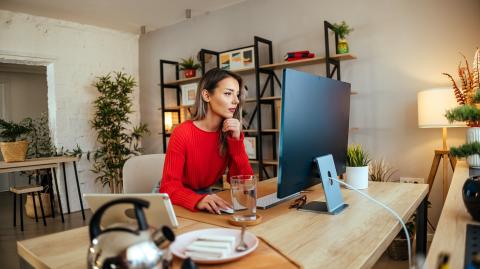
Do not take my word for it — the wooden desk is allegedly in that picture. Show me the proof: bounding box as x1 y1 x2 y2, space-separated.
425 161 478 268
17 218 216 269
18 180 428 269
0 156 85 221
176 179 428 269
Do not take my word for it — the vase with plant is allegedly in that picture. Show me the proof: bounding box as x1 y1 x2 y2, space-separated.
333 21 354 54
91 72 149 193
179 57 201 78
346 144 370 189
445 48 480 168
0 119 32 162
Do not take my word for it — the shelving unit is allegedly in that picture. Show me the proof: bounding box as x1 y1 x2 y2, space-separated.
158 20 357 179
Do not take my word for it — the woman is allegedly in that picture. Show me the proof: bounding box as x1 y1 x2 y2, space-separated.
160 68 253 214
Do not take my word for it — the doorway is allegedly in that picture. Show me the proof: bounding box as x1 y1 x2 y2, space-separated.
0 63 49 191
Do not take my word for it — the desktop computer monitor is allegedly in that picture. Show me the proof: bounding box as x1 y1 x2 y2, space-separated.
277 68 351 199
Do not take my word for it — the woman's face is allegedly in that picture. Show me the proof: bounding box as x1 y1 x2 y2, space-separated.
206 77 240 119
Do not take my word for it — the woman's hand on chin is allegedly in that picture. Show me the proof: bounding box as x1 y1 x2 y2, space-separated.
222 118 241 140
196 194 232 214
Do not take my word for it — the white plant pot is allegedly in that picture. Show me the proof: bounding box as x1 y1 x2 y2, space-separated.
346 166 369 189
467 155 480 168
467 127 480 143
466 128 480 168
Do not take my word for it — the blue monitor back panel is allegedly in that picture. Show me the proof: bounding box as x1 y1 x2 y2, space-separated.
277 68 351 198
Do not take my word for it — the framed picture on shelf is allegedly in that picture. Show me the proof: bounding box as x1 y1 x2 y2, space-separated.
181 82 198 106
243 136 256 160
219 47 255 71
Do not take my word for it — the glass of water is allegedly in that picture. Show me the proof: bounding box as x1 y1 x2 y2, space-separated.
230 175 257 221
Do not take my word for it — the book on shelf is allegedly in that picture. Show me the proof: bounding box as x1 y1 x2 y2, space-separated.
283 50 315 61
285 53 315 61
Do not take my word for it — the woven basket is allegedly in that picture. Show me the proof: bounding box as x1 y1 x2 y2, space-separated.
387 236 413 260
25 192 52 218
0 141 29 162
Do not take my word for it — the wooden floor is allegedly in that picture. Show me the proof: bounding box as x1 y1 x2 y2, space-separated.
0 191 92 269
0 190 412 269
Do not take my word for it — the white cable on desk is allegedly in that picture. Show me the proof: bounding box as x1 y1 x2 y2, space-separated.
329 177 413 269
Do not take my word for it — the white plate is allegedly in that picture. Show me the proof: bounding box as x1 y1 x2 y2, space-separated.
170 228 259 264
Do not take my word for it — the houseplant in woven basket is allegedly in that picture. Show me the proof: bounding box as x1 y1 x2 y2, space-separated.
445 48 480 168
179 57 201 78
387 214 415 260
0 118 32 162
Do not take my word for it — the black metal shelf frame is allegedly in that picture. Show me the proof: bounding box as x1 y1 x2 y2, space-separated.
159 60 181 151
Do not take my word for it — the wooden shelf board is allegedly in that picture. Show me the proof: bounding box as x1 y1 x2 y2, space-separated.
249 160 278 165
164 76 201 86
245 96 282 103
244 129 279 133
260 54 356 70
158 105 193 110
160 54 356 86
245 92 356 103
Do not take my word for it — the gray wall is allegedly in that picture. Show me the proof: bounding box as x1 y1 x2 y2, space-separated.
139 0 480 225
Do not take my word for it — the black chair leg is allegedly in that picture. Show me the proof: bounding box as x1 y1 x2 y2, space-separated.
32 193 39 222
19 194 24 231
37 191 47 226
13 192 16 227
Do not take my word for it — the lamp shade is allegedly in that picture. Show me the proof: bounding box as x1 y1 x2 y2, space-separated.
417 88 466 128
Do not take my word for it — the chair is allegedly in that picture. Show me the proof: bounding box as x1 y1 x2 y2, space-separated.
123 154 166 193
10 185 47 231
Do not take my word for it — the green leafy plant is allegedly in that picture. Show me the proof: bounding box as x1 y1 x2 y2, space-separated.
333 21 354 39
22 113 55 158
450 142 480 157
445 105 480 127
179 57 201 70
369 158 397 182
346 144 370 167
0 118 32 142
91 72 149 193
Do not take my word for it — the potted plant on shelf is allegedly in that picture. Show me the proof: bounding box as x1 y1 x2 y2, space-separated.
0 119 32 162
345 144 370 189
333 21 354 54
445 48 480 168
179 57 201 78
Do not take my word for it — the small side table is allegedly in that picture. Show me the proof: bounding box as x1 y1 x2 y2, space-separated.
0 156 85 221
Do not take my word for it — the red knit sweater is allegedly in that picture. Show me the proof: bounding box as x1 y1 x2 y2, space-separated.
160 120 253 211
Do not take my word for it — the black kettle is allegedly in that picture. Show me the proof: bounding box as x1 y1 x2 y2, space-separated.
463 176 480 221
87 198 175 269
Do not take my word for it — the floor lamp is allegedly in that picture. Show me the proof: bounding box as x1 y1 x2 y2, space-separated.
418 88 466 201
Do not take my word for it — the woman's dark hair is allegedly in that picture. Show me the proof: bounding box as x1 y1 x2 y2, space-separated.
191 68 245 155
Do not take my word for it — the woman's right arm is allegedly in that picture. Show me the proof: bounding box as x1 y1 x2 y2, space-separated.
159 129 206 212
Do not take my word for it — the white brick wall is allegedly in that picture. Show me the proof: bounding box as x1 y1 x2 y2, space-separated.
0 10 140 211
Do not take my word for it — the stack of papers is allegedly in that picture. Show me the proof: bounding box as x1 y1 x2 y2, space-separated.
185 235 236 259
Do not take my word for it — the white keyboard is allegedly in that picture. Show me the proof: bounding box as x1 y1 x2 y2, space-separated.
256 192 300 209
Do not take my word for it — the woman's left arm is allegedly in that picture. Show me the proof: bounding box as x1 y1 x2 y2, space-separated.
223 118 253 178
226 132 254 177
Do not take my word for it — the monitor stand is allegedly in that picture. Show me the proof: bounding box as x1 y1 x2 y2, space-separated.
296 155 349 215
298 201 348 215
